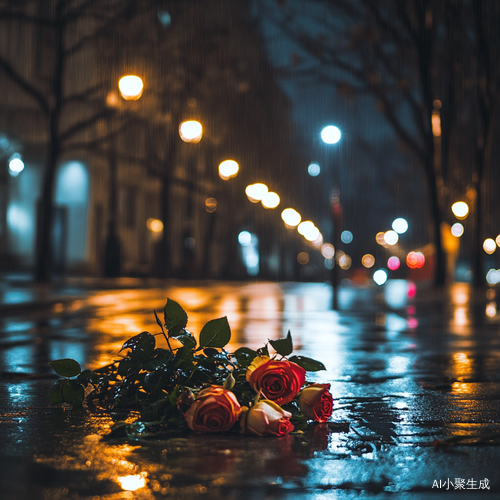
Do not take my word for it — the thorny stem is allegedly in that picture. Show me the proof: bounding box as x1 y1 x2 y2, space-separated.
154 310 174 354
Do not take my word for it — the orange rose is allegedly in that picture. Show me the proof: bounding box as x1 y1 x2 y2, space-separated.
184 386 241 433
246 356 306 405
297 383 333 422
240 399 294 437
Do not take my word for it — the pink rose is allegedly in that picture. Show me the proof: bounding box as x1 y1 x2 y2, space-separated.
240 399 294 436
297 383 333 422
184 386 241 433
246 356 306 405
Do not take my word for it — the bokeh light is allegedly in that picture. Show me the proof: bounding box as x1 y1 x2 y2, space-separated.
8 154 24 176
245 183 268 202
218 160 239 180
321 243 335 259
339 254 352 270
486 269 500 285
281 208 301 227
341 230 353 244
392 217 408 234
118 75 143 100
321 125 341 144
205 197 217 213
308 163 320 176
373 269 388 286
387 256 400 271
303 225 320 242
146 218 163 233
297 220 315 236
451 201 469 219
376 232 387 246
361 254 375 268
406 251 425 269
496 235 500 247
451 222 464 237
486 302 497 318
261 191 280 209
297 252 309 265
179 120 203 143
238 231 252 246
116 473 147 491
483 238 496 254
384 230 399 246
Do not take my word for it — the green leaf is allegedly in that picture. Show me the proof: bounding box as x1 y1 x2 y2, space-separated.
62 379 85 407
121 332 156 362
288 355 326 371
223 373 235 390
233 347 258 368
50 380 64 404
48 359 82 378
144 348 173 371
177 333 197 350
269 330 293 357
199 316 231 348
257 344 269 357
164 299 188 336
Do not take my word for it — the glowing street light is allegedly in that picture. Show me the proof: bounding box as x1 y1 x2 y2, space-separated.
218 160 239 180
179 120 203 143
281 208 301 227
245 183 268 202
118 75 144 100
321 125 341 144
451 201 469 219
261 191 280 209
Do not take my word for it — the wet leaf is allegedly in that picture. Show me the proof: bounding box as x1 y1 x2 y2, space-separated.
269 330 293 357
199 316 231 348
48 358 82 378
121 332 156 362
144 348 173 371
62 379 85 407
176 332 197 350
164 298 188 336
223 373 235 390
288 355 325 371
50 380 65 404
233 347 258 368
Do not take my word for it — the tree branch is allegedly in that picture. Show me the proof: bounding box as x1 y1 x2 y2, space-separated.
0 54 50 115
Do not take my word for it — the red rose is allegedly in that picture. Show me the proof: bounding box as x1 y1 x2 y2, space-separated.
240 399 294 437
246 356 306 405
297 383 333 422
184 386 241 433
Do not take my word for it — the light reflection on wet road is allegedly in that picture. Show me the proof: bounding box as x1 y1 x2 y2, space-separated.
1 280 500 499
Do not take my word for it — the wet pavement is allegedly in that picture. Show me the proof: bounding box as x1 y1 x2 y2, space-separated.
1 279 500 499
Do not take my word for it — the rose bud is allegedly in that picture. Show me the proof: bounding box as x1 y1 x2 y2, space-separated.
240 399 294 437
297 383 333 422
184 386 241 433
246 356 306 405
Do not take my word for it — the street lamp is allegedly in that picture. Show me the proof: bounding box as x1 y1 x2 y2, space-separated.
321 124 342 309
104 76 143 278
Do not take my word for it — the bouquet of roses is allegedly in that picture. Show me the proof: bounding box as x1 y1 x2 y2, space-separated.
48 299 333 438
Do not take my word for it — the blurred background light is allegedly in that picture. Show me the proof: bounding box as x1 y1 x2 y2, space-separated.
205 197 217 213
483 238 496 254
362 254 375 268
486 269 500 285
218 159 239 180
406 251 425 269
496 235 500 247
179 120 203 143
486 302 497 318
321 125 341 144
321 243 335 259
376 232 387 246
297 252 309 265
238 231 252 246
384 230 399 246
341 230 353 243
373 269 388 285
324 258 334 270
303 225 320 241
451 222 464 237
392 217 408 234
297 220 314 236
387 256 400 271
307 163 320 176
451 201 469 219
312 232 324 248
281 208 301 227
245 183 268 202
261 191 280 209
8 153 24 176
146 218 163 233
338 254 351 270
118 75 143 100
